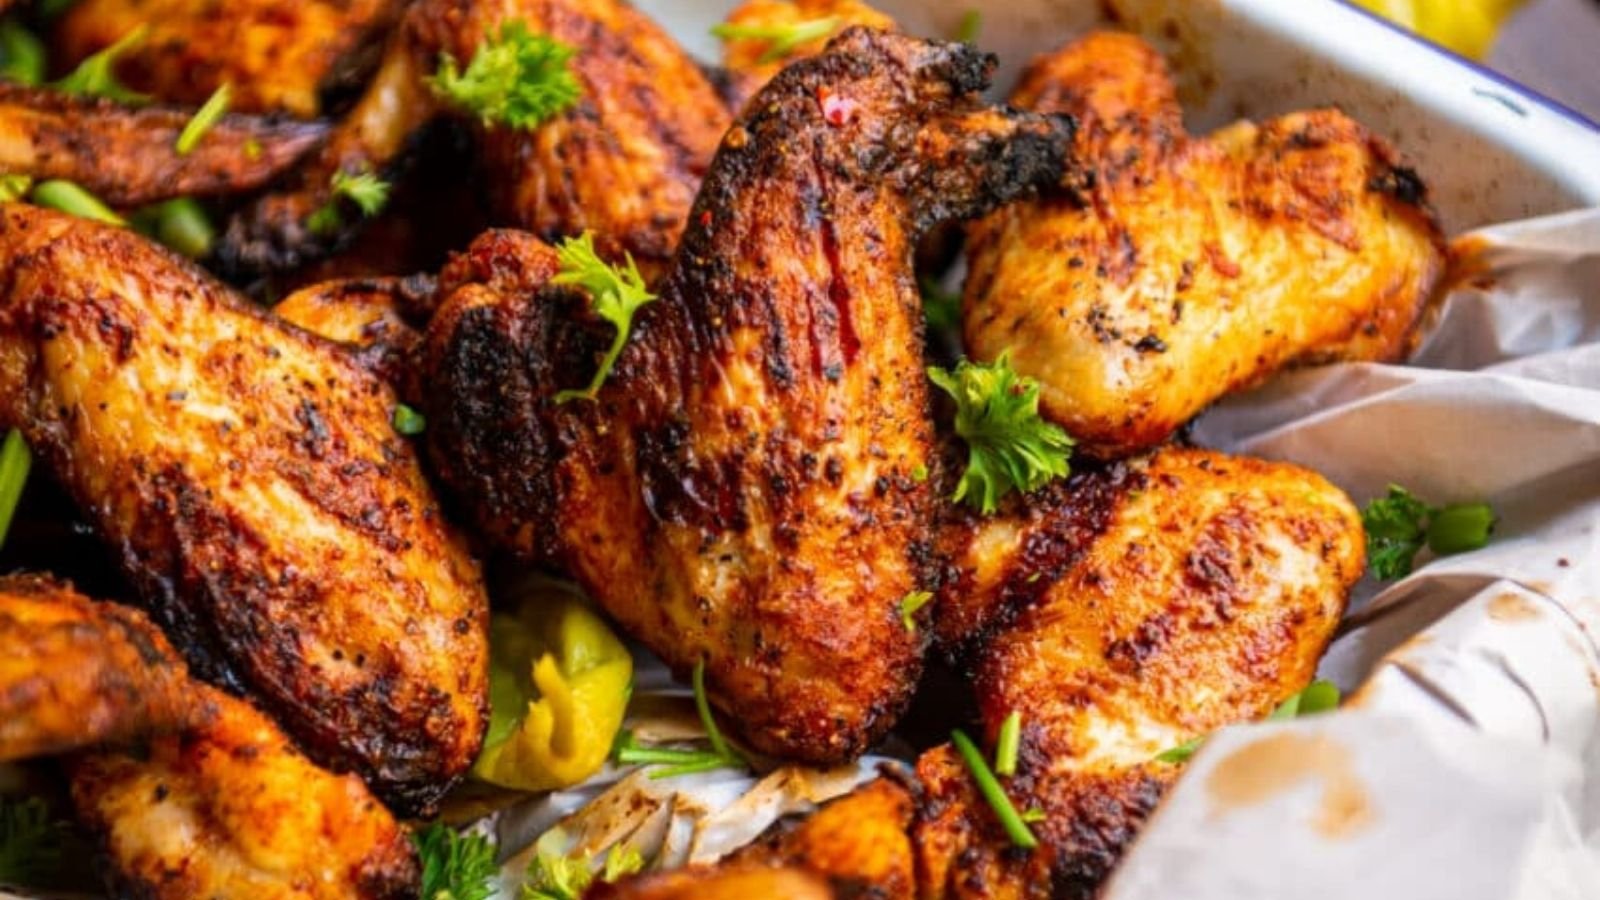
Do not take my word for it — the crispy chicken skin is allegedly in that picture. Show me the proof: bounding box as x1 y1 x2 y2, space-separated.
0 575 209 762
219 0 730 280
273 275 433 385
596 777 918 900
70 682 418 899
419 30 1075 763
716 0 897 110
55 0 407 117
0 85 327 207
916 447 1363 898
964 32 1446 458
0 205 488 811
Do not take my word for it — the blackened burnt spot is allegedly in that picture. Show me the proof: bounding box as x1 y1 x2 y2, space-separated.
1369 165 1428 207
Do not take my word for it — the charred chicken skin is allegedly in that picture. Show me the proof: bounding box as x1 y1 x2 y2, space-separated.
54 0 408 117
219 0 731 280
0 574 208 762
0 84 328 207
419 29 1076 763
0 204 488 811
0 576 417 899
964 32 1446 458
915 447 1363 898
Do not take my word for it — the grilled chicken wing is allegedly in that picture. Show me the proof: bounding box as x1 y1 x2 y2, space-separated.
0 85 327 206
964 32 1446 458
0 204 488 811
0 574 208 762
55 0 407 117
273 275 432 384
419 31 1075 763
715 0 897 110
0 576 416 898
916 447 1363 898
219 0 730 280
595 777 917 900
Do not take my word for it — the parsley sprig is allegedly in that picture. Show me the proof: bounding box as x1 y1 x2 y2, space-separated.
614 659 745 778
928 353 1074 514
523 844 643 900
54 25 148 103
1362 485 1496 580
710 16 842 65
0 796 68 888
307 168 390 236
431 22 581 131
1154 679 1342 765
414 822 498 900
552 232 657 404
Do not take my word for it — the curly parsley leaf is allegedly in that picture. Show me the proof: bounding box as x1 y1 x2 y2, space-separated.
307 168 390 236
432 22 580 130
0 796 68 887
928 353 1074 514
414 822 497 900
53 25 149 103
1361 485 1495 580
710 16 842 65
552 232 657 404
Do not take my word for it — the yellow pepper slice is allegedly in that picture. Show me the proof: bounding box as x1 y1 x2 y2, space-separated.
1354 0 1529 60
472 579 633 792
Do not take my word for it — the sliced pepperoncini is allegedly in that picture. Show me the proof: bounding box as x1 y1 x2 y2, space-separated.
473 578 633 792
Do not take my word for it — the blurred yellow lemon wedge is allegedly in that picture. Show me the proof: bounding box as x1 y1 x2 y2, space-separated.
1354 0 1529 59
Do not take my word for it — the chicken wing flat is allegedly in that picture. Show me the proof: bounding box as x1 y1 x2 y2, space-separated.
964 32 1446 458
916 447 1363 898
0 574 208 762
219 0 730 280
418 30 1075 763
54 0 407 117
0 205 488 811
273 275 433 385
71 681 417 899
0 85 327 207
715 0 897 111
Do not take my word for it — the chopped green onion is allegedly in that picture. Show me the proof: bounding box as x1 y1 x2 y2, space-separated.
1156 679 1341 764
693 659 742 766
911 463 929 483
951 729 1037 849
0 429 30 552
175 83 231 155
132 198 214 258
393 403 427 436
711 16 843 65
0 20 46 85
898 590 933 632
1427 502 1495 555
0 174 33 203
953 10 983 44
53 25 149 104
994 711 1021 777
1152 736 1203 765
30 180 124 225
1020 807 1046 824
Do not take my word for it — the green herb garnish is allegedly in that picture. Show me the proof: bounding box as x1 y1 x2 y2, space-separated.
53 25 148 103
953 10 983 44
951 729 1037 849
0 796 67 888
552 232 656 404
414 822 498 900
614 659 744 779
0 174 32 203
1362 485 1495 580
393 403 427 436
307 168 390 236
710 16 842 65
994 710 1021 777
928 353 1074 514
919 275 961 335
131 198 214 258
175 83 231 155
523 844 643 900
1154 679 1342 765
30 179 123 225
898 590 933 633
431 22 580 131
0 20 46 85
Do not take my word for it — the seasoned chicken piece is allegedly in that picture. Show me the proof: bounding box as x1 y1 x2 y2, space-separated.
916 447 1363 898
0 576 416 898
0 205 487 812
596 777 916 900
55 0 407 117
71 682 418 899
964 32 1446 458
715 0 897 110
419 31 1075 762
274 275 433 385
0 574 208 762
0 85 326 206
219 0 730 280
